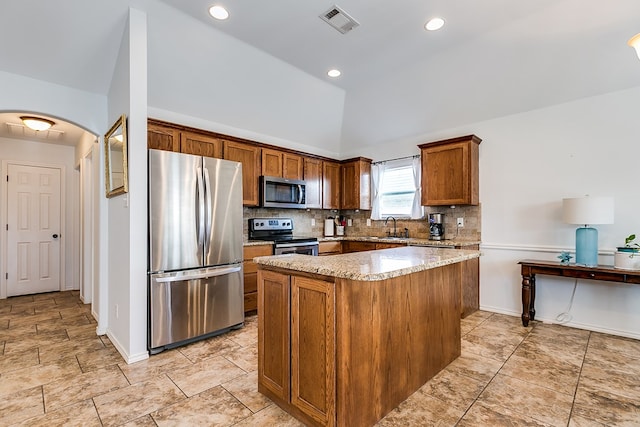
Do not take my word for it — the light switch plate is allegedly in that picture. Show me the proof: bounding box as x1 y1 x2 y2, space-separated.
311 218 316 226
366 219 372 226
347 219 353 226
457 217 464 227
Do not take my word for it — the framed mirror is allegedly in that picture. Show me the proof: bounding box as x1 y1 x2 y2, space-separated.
104 114 128 198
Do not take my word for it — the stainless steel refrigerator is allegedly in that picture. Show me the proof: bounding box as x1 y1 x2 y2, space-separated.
148 149 244 353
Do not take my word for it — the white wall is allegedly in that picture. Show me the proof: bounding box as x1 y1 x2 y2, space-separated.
105 7 148 363
340 85 640 339
0 137 79 294
145 1 345 159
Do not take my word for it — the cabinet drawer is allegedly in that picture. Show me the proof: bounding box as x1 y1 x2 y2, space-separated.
244 244 273 260
244 292 257 312
245 272 258 293
319 241 341 255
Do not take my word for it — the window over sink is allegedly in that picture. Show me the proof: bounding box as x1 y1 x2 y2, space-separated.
371 156 423 220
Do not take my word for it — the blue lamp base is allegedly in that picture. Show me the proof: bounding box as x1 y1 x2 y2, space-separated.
575 226 598 267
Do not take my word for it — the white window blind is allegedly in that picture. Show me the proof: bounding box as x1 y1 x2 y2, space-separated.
371 156 423 219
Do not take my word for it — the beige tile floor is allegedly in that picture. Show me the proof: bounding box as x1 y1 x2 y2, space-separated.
1 291 639 426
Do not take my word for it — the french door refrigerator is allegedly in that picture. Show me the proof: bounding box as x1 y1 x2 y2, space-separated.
148 149 244 353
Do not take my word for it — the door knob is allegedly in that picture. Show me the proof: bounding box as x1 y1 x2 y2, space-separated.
52 234 59 239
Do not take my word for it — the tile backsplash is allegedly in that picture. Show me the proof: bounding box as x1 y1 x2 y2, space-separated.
244 205 481 241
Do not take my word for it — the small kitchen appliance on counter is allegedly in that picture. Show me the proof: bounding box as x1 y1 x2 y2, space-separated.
428 213 445 240
249 218 319 255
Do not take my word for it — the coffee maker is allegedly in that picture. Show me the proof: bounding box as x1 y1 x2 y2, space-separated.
428 213 444 240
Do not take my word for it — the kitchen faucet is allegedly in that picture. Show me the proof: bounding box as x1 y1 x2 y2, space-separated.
384 216 397 237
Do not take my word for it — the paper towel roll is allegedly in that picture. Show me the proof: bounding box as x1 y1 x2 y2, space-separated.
324 219 334 236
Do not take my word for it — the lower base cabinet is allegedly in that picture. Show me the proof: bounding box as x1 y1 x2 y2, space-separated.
258 270 335 426
243 244 272 313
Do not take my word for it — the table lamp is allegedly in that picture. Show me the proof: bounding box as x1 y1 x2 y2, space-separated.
562 196 614 267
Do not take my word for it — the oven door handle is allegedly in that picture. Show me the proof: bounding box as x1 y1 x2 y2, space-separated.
276 241 319 249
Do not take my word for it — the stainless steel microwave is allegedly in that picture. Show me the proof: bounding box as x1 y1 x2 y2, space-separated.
260 176 306 208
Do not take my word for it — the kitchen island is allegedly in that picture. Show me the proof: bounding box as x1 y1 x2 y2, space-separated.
255 246 481 427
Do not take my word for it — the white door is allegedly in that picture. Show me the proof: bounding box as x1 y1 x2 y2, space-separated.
7 164 61 296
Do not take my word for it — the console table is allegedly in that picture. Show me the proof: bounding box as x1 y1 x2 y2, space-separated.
519 259 640 327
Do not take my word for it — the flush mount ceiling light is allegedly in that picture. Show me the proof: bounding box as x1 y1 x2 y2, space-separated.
425 17 445 31
209 5 229 20
628 33 640 60
20 116 55 131
327 69 341 78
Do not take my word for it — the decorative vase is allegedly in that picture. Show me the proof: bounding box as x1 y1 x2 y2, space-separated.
614 249 640 270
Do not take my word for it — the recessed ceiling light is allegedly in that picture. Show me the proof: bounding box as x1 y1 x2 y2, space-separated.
20 116 55 131
425 17 445 31
209 5 229 20
327 69 341 78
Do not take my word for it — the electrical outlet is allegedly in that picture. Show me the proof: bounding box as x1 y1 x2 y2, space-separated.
366 219 372 226
347 218 353 226
457 217 464 227
115 304 119 319
311 218 316 226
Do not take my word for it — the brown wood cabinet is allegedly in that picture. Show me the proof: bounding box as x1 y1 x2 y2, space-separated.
224 141 261 206
340 157 372 210
304 157 323 209
459 244 480 318
147 120 223 158
258 270 336 426
261 148 283 177
262 148 304 180
147 121 180 152
318 241 341 256
180 131 223 158
375 242 405 250
341 241 376 253
283 153 303 180
243 244 272 313
418 135 481 206
258 262 461 426
322 161 341 210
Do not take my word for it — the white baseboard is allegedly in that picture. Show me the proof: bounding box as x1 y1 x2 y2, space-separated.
106 328 149 364
478 305 640 340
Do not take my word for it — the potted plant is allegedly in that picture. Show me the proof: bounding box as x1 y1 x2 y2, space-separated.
614 234 640 270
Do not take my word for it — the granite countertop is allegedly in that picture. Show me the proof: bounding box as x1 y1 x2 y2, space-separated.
318 236 481 247
254 246 481 281
244 236 480 247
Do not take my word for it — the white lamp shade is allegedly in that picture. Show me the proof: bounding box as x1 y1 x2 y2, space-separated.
562 196 614 225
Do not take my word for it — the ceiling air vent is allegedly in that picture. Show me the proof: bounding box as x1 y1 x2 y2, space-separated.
319 5 360 34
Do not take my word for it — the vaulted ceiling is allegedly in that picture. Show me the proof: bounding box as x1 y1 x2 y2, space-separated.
1 0 639 147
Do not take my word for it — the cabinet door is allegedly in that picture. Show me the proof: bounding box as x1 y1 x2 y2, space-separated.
262 148 284 177
180 131 223 158
147 122 180 152
224 141 261 206
342 241 376 253
291 276 336 426
420 135 480 206
258 270 290 402
243 244 273 313
375 243 405 249
318 241 341 256
283 153 303 180
341 159 371 210
303 157 322 209
322 161 341 210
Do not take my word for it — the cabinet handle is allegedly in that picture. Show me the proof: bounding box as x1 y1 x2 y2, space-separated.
589 273 595 278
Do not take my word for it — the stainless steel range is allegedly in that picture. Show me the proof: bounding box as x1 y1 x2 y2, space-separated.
249 218 319 256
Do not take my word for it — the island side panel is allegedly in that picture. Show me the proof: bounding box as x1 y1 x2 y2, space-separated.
335 263 461 427
257 270 291 402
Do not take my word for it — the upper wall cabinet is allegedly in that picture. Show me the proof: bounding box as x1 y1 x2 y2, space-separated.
303 157 322 209
147 119 223 158
224 141 261 206
262 148 303 180
148 121 180 152
341 157 372 210
418 135 481 206
322 161 341 210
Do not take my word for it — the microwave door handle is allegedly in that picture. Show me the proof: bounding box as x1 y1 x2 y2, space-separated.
297 184 303 204
203 166 213 247
196 167 205 249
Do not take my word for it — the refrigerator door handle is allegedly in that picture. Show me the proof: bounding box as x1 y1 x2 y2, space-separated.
196 167 205 249
203 166 213 247
154 266 242 283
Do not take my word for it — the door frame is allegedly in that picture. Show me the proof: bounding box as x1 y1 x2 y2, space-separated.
1 160 66 299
